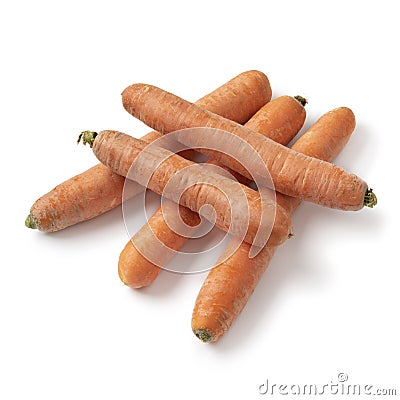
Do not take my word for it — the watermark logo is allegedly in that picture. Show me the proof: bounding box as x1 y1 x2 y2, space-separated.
258 372 398 396
121 127 276 274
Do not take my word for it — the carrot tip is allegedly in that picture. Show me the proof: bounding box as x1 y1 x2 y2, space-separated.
77 131 98 148
193 329 212 343
25 214 37 229
364 188 377 208
294 95 308 107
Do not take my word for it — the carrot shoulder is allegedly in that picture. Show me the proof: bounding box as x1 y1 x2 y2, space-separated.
26 70 271 232
122 84 377 210
192 107 359 343
118 95 306 288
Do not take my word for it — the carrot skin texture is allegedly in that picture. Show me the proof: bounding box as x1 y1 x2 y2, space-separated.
28 164 124 232
93 131 292 247
119 96 306 288
27 70 271 232
119 201 201 287
122 84 369 211
192 107 357 342
194 70 272 124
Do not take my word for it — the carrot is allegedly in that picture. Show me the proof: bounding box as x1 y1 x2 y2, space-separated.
118 95 307 288
122 84 377 210
82 130 292 247
25 70 271 232
191 107 358 343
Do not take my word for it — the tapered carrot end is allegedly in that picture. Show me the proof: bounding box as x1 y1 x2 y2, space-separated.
121 84 149 115
364 188 377 208
77 131 98 148
193 329 212 343
25 214 37 229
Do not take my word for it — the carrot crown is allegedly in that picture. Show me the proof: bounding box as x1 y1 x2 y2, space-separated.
364 188 377 208
77 131 98 148
193 329 212 343
294 95 308 106
25 214 37 229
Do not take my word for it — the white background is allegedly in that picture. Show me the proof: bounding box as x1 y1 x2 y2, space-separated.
1 1 399 399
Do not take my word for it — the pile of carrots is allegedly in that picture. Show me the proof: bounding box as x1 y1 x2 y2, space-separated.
26 70 377 343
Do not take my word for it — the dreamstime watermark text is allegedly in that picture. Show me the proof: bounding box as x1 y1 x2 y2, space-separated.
258 373 398 396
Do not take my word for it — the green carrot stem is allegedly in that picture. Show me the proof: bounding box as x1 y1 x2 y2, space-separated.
77 131 98 148
25 214 37 229
193 329 212 343
294 95 308 107
364 188 377 208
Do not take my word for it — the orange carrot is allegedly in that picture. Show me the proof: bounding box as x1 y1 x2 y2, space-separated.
122 84 377 210
118 95 306 288
25 70 271 232
83 130 292 247
191 107 358 343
